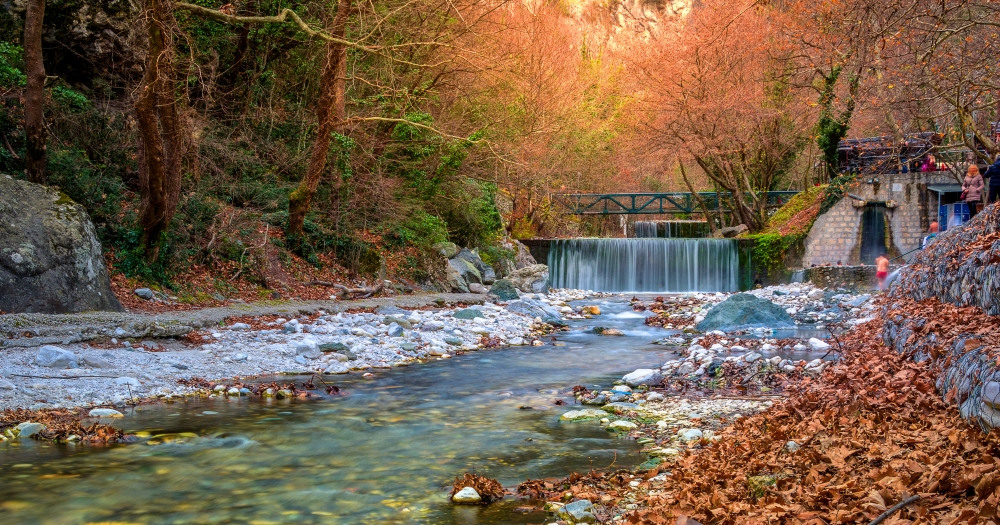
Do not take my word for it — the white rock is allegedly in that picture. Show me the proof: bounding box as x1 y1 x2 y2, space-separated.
793 344 808 352
509 337 525 346
608 420 638 430
35 345 78 368
622 369 663 387
678 428 703 441
114 377 140 387
230 323 251 331
743 352 762 363
452 487 481 504
646 392 664 402
808 338 831 352
88 408 124 418
293 339 320 359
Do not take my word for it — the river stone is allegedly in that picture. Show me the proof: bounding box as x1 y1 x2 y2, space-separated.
134 287 154 300
387 323 405 337
696 293 795 332
432 241 459 258
557 500 596 524
319 342 351 353
468 282 486 294
16 422 46 438
324 363 349 374
82 355 114 369
455 248 495 284
35 345 78 368
375 305 412 316
422 320 445 331
115 376 140 386
293 339 320 359
0 177 123 313
560 409 607 421
505 300 562 324
449 257 482 285
88 408 124 418
508 264 548 293
452 486 481 504
444 337 463 346
808 337 831 352
607 420 638 431
488 278 520 301
623 369 662 387
678 428 703 441
453 308 484 320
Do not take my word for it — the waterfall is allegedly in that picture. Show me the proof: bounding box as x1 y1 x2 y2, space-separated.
548 238 739 292
634 221 659 238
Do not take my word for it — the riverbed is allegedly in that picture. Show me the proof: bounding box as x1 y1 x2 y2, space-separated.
0 297 678 525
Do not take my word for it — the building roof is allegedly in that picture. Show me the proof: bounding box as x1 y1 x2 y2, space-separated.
927 184 963 194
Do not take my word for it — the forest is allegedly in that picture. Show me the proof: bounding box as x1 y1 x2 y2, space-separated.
2 0 999 296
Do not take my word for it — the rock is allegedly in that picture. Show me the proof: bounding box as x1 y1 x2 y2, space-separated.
88 408 124 418
505 300 562 325
603 402 639 411
582 394 607 405
508 264 549 293
449 257 482 285
293 339 320 359
488 278 520 301
324 363 349 374
696 294 795 332
808 338 831 352
319 342 352 354
557 499 596 524
675 361 696 375
595 327 624 336
714 224 748 238
0 379 15 390
432 241 459 258
451 486 481 504
35 345 79 368
608 420 638 431
622 369 663 387
453 308 485 320
646 392 664 401
785 440 801 453
422 320 445 331
444 337 463 346
0 178 124 313
468 282 486 294
743 351 762 363
232 353 248 362
327 352 349 362
387 323 405 337
793 343 808 351
581 305 601 315
114 377 140 386
611 385 632 393
230 322 251 331
560 409 608 421
678 428 703 441
16 422 46 438
455 248 495 284
513 240 537 269
509 337 525 346
807 289 825 301
134 288 154 300
847 295 871 308
375 306 412 316
444 263 469 293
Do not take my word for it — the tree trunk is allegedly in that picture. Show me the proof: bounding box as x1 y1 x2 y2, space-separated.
135 0 184 260
287 0 352 240
23 0 46 184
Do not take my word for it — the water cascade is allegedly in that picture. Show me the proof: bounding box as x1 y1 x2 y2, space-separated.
632 221 710 238
548 238 739 292
859 203 888 265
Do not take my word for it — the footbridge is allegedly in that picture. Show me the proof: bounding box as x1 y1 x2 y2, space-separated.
551 191 800 215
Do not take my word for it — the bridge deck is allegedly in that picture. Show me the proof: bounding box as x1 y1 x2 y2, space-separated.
551 191 800 215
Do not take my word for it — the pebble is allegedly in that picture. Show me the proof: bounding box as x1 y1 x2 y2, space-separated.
452 486 481 504
88 408 124 418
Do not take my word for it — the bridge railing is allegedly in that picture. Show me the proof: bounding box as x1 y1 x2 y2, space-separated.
550 191 800 215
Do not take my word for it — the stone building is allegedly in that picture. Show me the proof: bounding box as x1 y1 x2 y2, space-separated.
803 171 959 266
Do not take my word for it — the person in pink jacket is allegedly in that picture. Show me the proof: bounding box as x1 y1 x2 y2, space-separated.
963 165 985 217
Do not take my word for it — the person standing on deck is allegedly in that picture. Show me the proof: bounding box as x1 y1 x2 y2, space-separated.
875 253 890 291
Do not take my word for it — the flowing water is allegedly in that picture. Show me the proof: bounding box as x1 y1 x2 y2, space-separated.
0 298 681 525
548 238 739 293
633 221 709 239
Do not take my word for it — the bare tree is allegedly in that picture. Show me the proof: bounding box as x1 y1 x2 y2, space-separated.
23 0 46 184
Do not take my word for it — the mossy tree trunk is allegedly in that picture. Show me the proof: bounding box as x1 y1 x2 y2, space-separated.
286 0 352 242
134 0 185 261
24 0 46 184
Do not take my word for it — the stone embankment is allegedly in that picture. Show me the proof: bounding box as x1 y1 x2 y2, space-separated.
886 204 1000 429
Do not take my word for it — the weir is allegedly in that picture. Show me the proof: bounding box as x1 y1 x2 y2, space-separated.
548 238 740 292
633 220 710 238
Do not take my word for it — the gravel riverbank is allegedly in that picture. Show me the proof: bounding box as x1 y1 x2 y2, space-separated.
0 290 606 412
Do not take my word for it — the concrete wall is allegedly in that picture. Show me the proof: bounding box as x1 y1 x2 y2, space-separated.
803 172 955 266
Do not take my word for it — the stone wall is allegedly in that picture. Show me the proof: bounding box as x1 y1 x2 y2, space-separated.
803 266 880 292
803 172 955 266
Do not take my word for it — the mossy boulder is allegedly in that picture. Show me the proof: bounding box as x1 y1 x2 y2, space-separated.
0 176 122 313
696 293 793 332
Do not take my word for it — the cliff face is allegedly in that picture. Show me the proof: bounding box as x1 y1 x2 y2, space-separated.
558 0 692 39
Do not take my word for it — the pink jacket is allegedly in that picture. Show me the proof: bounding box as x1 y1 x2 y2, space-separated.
963 173 984 202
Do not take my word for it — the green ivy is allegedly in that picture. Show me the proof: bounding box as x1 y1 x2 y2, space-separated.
744 233 805 280
820 172 857 214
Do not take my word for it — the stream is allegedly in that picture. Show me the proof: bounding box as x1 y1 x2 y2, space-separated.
0 297 686 525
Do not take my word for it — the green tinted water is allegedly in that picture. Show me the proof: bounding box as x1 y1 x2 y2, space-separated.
1 299 672 524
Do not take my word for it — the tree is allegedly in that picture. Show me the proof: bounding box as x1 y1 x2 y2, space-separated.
287 0 352 241
23 0 46 184
134 0 185 260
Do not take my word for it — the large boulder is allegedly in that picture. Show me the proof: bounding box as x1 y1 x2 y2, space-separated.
432 241 459 258
513 240 537 269
506 299 563 325
696 293 794 332
444 262 469 292
455 248 495 284
489 278 520 301
508 264 549 293
0 176 123 313
448 257 482 285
